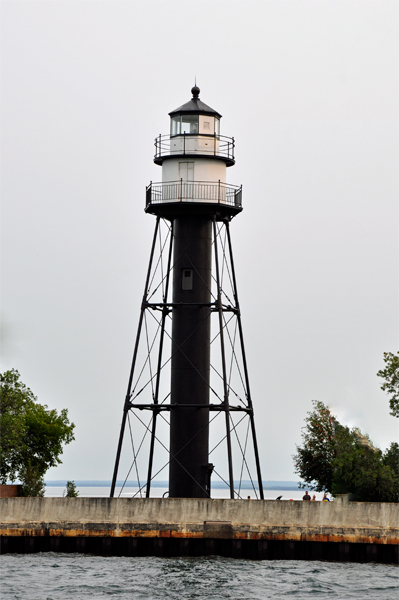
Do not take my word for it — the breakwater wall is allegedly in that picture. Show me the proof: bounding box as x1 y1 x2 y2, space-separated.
1 497 397 563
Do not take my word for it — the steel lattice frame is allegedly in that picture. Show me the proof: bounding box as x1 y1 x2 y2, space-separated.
110 216 263 500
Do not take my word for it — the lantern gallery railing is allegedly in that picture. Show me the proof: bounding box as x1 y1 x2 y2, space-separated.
145 180 242 209
154 133 235 163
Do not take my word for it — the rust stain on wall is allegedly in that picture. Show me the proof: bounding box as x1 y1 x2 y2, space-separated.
1 526 397 545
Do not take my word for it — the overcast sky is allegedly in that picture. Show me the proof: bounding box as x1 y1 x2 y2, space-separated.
1 0 397 485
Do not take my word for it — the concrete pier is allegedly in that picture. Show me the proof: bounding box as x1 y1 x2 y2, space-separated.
1 497 397 563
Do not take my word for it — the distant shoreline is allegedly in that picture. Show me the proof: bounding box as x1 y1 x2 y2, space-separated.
43 480 304 491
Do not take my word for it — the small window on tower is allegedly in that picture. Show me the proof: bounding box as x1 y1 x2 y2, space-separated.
182 269 193 290
203 121 210 131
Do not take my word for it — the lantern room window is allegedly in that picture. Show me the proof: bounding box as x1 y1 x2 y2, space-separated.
171 116 180 136
171 114 220 137
181 115 198 134
171 115 199 136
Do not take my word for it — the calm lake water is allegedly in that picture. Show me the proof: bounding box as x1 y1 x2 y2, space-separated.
1 554 397 599
44 486 327 501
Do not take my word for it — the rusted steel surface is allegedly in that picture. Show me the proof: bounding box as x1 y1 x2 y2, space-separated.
0 485 21 498
1 524 397 545
1 497 398 549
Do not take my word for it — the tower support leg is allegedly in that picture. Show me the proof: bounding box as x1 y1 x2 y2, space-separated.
213 217 235 499
145 221 174 497
110 217 161 498
225 222 264 499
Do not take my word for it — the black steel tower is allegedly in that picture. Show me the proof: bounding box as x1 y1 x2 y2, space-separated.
111 87 263 499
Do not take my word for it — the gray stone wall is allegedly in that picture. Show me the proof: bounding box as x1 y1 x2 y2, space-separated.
1 496 398 545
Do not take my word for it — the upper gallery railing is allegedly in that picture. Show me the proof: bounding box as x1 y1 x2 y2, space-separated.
145 180 242 209
154 134 235 163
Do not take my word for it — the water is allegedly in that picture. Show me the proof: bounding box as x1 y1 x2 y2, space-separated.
7 488 393 597
45 487 327 501
1 554 397 599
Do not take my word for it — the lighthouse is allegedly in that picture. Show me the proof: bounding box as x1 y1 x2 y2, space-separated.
111 86 263 500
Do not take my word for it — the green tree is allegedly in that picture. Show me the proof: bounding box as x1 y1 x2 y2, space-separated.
377 351 399 417
383 441 399 474
293 400 336 492
332 426 398 502
0 369 75 495
0 369 33 483
294 401 398 502
19 462 46 497
381 442 399 502
64 480 79 497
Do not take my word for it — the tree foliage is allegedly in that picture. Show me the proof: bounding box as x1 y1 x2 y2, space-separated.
377 351 399 418
0 369 34 484
293 401 398 502
64 480 79 497
19 462 46 497
0 369 75 494
383 441 399 474
293 401 336 493
332 426 398 502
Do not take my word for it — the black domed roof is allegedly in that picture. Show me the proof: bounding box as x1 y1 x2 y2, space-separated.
169 87 222 118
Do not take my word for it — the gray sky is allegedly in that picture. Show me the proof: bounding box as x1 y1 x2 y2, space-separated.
1 0 398 483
